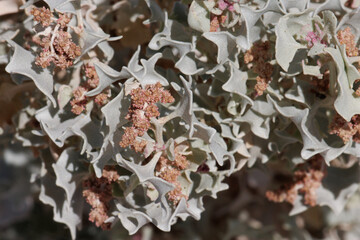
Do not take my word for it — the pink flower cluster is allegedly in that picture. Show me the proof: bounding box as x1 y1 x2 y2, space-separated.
210 0 239 32
218 0 236 11
305 24 326 48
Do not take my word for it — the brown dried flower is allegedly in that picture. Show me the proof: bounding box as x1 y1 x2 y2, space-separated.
310 70 330 96
244 41 272 64
329 113 360 143
83 166 120 230
266 155 325 207
354 79 360 97
244 41 273 96
31 7 53 27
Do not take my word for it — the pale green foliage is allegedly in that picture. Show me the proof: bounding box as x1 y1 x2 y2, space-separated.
1 0 360 240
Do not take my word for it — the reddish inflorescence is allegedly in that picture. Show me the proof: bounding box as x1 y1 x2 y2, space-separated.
119 82 174 151
329 113 360 143
31 7 81 69
70 64 110 115
155 148 190 206
218 0 236 11
266 155 325 207
82 166 120 230
244 41 273 96
306 31 322 48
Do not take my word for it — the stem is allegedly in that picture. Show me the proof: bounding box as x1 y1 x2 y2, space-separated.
157 112 177 125
76 9 84 30
327 61 337 97
50 24 60 54
150 118 164 146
